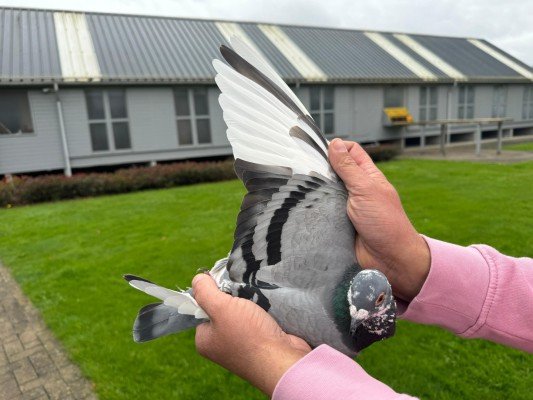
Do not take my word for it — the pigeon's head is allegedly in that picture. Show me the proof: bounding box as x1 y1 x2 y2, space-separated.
347 269 396 352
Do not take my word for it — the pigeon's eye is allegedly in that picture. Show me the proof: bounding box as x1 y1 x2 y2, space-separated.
375 293 385 306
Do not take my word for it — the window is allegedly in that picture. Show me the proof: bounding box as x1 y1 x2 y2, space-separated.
383 87 404 108
0 90 34 134
174 87 212 145
309 86 334 134
492 85 507 118
419 86 438 121
85 89 131 152
458 86 475 119
523 86 533 120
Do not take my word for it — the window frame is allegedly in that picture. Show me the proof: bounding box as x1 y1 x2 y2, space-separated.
85 88 131 152
383 86 405 108
419 86 438 121
174 87 212 146
457 85 475 120
523 85 533 120
492 85 508 118
309 86 335 135
0 90 35 136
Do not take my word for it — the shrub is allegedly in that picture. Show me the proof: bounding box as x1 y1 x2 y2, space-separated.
0 160 236 207
363 144 400 162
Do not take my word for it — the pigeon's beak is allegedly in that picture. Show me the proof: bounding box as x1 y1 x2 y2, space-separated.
349 305 368 335
352 325 376 353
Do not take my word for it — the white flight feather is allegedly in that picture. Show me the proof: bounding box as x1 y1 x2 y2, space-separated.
224 110 327 174
229 35 309 116
220 95 292 137
221 91 329 162
220 93 331 176
213 57 334 179
217 60 328 153
228 131 304 173
214 60 298 123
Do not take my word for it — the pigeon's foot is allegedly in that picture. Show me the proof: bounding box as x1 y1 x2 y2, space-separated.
196 267 210 274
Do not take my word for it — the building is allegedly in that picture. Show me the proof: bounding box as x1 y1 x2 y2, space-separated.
1 6 532 176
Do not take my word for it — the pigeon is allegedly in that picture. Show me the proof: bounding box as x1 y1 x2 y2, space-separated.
124 36 396 356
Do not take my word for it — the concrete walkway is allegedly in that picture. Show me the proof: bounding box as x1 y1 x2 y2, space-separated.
0 264 97 400
401 143 533 163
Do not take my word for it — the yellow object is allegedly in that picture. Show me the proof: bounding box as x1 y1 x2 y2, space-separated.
383 107 413 125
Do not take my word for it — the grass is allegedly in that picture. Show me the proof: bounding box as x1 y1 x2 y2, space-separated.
504 141 533 151
0 159 532 400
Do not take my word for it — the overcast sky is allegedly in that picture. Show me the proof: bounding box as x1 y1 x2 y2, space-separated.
2 0 532 65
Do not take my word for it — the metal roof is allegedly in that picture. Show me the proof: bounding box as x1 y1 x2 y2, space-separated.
0 8 62 82
1 6 532 85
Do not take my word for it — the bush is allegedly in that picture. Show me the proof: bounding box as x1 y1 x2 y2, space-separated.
0 160 236 207
363 144 400 162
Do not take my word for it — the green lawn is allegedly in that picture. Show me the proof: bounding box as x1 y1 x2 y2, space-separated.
504 141 533 151
0 159 532 400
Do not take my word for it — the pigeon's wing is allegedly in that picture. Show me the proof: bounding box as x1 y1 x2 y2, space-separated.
214 37 357 294
213 36 335 181
228 162 356 288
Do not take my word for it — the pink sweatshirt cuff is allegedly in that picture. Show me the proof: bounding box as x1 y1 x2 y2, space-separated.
272 345 415 400
400 236 533 351
399 236 490 334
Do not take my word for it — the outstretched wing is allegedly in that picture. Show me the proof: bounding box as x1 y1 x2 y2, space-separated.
214 37 356 299
213 36 335 181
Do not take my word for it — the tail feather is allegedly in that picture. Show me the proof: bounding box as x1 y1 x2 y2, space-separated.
123 274 208 319
133 302 206 342
124 274 210 342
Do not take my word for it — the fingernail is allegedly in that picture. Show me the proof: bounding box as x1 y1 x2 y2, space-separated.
192 274 205 286
331 139 347 153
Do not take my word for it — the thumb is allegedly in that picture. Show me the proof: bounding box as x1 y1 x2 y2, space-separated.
192 273 229 318
328 139 368 192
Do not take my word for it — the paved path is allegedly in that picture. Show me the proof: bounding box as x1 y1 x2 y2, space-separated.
0 264 97 400
401 145 533 163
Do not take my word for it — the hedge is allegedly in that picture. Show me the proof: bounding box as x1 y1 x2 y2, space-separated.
0 144 399 207
363 144 400 162
0 160 236 207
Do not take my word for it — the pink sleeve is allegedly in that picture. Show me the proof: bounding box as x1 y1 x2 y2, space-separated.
273 237 532 399
272 345 416 400
400 236 533 352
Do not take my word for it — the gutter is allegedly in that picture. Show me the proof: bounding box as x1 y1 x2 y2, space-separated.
44 83 72 177
2 75 532 86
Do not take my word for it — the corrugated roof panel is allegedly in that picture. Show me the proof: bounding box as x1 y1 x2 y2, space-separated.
258 24 327 81
410 34 523 78
381 33 449 77
54 12 101 81
393 34 466 80
1 7 532 84
215 21 261 55
478 39 533 72
0 8 62 81
364 32 437 80
239 23 302 80
86 14 226 80
468 39 533 80
281 26 418 80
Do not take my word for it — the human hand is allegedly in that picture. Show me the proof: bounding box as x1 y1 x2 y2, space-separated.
328 139 430 302
192 273 311 396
